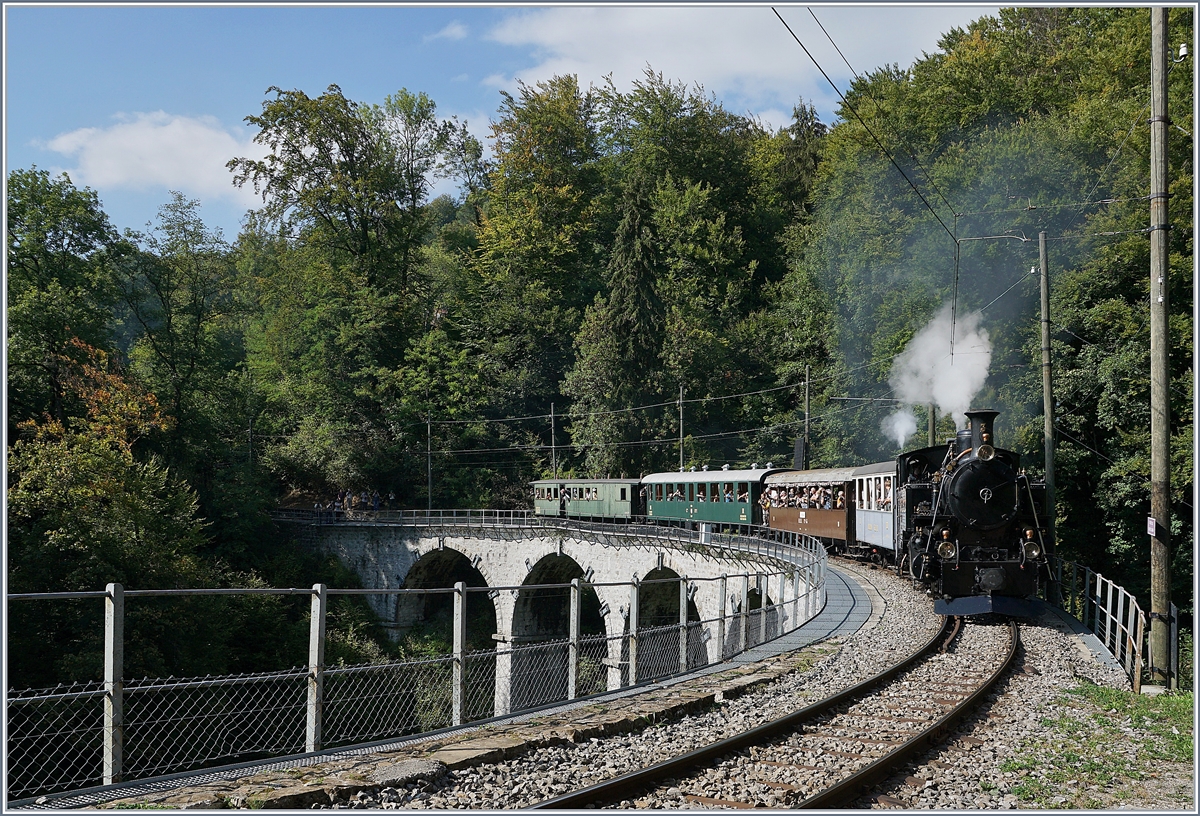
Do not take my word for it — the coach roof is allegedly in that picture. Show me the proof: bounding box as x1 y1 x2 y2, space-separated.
641 468 782 484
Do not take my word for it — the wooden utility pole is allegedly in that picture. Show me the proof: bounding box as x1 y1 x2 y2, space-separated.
1148 6 1172 686
678 385 684 472
427 415 433 513
927 403 936 447
1039 232 1056 545
804 364 810 470
551 402 557 480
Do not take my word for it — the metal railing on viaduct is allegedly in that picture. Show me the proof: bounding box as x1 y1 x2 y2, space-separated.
6 512 826 804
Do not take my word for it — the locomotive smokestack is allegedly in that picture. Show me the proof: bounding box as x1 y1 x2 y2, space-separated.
965 409 1000 454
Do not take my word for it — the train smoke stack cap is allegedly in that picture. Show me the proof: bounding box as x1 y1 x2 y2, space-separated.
965 409 1000 454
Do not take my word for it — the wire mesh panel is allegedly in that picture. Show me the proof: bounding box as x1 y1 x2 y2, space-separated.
509 639 569 711
6 682 106 799
575 634 611 697
635 623 683 682
324 655 454 745
122 669 307 780
463 648 498 721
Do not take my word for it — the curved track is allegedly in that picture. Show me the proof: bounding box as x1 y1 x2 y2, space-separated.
527 617 1018 810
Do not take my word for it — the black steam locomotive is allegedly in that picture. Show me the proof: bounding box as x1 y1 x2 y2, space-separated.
897 409 1053 616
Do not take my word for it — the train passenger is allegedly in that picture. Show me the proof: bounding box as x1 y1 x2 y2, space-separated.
738 488 749 503
724 487 734 502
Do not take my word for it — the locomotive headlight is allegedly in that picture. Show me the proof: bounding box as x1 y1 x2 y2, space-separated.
937 540 957 559
976 444 996 461
1022 540 1042 559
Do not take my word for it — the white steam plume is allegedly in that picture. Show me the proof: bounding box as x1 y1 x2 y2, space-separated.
880 408 918 448
883 302 991 445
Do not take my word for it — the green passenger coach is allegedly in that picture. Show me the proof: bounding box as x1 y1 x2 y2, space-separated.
531 479 644 519
642 467 782 527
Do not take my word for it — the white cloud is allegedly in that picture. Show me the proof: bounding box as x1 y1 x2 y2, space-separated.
42 111 266 207
425 21 467 42
485 6 998 125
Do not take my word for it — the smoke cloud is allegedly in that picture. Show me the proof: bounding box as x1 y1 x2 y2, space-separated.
883 302 991 446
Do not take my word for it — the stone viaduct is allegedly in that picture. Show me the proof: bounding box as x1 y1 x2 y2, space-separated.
279 511 827 718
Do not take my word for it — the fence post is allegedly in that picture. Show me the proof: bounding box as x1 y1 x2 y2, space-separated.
740 574 750 654
306 583 327 753
628 580 640 684
103 583 124 785
568 578 581 699
717 574 727 661
1081 568 1090 629
758 573 767 645
778 572 787 633
679 576 689 673
452 582 466 725
794 569 802 625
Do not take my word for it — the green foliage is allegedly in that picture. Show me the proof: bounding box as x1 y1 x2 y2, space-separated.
7 168 119 429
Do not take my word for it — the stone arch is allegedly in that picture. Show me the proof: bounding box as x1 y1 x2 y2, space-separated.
623 566 706 683
394 548 497 652
510 553 606 710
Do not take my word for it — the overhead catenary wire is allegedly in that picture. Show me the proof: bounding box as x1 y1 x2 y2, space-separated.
771 7 958 245
806 7 957 216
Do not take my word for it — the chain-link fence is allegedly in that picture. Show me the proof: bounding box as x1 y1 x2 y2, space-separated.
7 517 824 803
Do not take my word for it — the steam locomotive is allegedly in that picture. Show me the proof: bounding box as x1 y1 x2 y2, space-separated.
530 408 1053 616
894 409 1052 616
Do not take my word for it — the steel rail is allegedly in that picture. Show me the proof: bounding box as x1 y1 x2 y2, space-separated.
526 615 955 810
797 619 1019 807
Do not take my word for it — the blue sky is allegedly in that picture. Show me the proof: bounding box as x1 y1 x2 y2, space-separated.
6 3 999 241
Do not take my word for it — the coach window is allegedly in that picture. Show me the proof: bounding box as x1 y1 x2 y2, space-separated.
687 483 695 502
737 482 749 502
697 483 706 502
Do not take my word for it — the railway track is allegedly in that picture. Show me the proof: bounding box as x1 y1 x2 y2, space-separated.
528 615 1018 809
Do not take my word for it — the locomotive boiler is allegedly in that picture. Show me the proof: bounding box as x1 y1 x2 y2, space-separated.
897 409 1052 616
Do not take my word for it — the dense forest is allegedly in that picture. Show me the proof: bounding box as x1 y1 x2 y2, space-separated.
7 8 1193 687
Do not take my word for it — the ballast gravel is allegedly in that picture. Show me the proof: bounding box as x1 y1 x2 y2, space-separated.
317 563 1161 811
322 562 937 809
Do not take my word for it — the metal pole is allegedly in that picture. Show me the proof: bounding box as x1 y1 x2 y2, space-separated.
740 574 750 653
804 365 810 469
1148 6 1172 687
1039 231 1056 547
717 574 727 660
306 583 327 753
679 576 689 674
551 402 557 480
678 385 684 472
427 416 433 513
452 581 466 725
758 573 767 645
628 580 640 684
103 583 124 785
568 578 581 699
